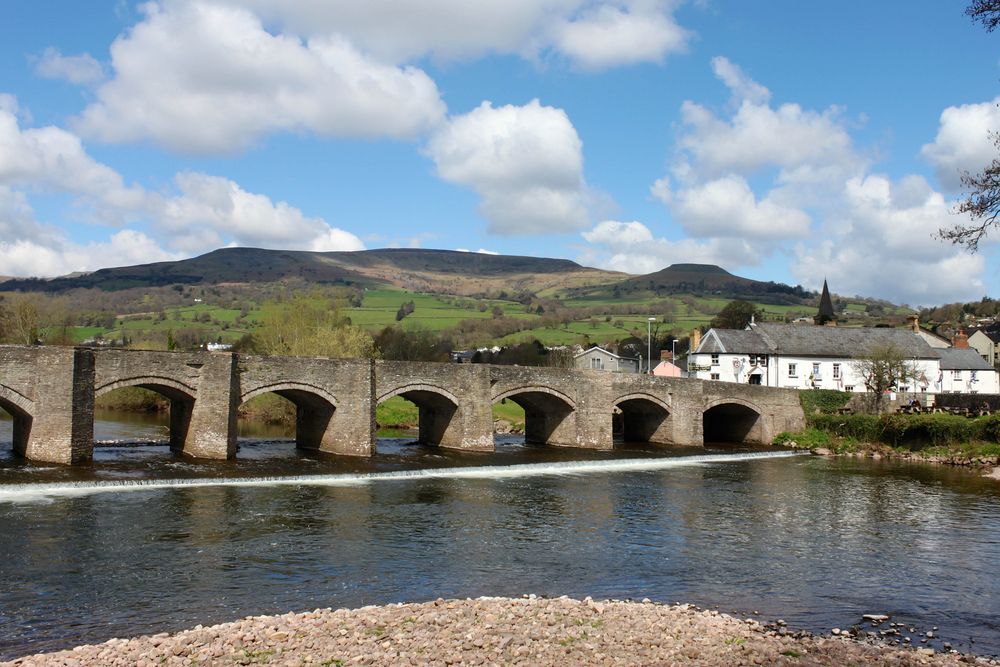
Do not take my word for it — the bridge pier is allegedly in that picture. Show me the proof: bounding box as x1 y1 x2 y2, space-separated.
8 347 95 464
179 353 239 459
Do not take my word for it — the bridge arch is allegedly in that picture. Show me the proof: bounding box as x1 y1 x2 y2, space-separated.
95 376 198 452
702 397 764 444
492 386 577 447
613 393 672 445
240 381 342 453
0 384 33 456
377 383 461 447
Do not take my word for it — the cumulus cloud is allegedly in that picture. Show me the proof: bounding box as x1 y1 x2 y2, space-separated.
921 97 1000 191
223 0 691 68
553 1 690 70
791 174 984 305
426 99 591 234
0 104 364 275
74 0 446 153
670 175 811 239
33 48 105 85
153 172 365 252
0 230 183 278
580 220 757 274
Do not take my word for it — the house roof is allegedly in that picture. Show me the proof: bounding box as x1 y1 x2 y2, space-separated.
695 323 941 359
969 328 1000 344
573 346 637 362
938 348 994 370
698 329 771 355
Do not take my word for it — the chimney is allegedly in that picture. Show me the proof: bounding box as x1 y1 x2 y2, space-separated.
954 328 969 349
691 328 701 351
907 315 920 334
660 349 672 361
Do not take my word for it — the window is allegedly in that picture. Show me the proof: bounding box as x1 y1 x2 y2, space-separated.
953 370 962 380
832 363 841 380
788 363 797 378
710 373 720 381
590 357 604 370
812 362 821 378
844 385 854 392
711 354 720 366
749 354 767 365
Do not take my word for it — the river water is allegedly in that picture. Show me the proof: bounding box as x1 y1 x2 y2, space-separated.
1 413 1000 660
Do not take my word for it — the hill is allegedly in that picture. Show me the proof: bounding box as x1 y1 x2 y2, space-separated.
564 263 814 305
0 247 624 297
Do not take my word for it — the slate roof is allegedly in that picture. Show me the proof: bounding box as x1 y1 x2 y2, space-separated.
695 323 941 359
697 329 772 355
938 348 994 370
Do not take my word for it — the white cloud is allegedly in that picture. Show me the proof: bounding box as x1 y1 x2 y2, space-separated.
553 1 690 70
671 175 811 239
580 220 757 274
921 97 1000 191
153 172 365 252
791 174 985 305
710 56 770 105
0 106 364 274
426 99 591 234
33 48 105 85
223 0 690 68
456 248 500 255
74 0 446 153
0 231 183 278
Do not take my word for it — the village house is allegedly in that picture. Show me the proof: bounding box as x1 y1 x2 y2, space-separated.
573 346 640 373
688 319 1000 396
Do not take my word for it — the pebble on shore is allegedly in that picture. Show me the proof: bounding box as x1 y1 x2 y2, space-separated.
2 597 987 667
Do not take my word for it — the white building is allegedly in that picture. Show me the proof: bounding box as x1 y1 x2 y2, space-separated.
688 322 999 395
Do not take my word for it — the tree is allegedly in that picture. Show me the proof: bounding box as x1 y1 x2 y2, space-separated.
252 294 378 359
939 2 1000 250
967 0 1000 31
850 343 919 412
0 295 40 345
710 300 761 330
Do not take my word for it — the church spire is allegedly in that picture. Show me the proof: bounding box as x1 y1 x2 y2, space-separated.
815 279 835 325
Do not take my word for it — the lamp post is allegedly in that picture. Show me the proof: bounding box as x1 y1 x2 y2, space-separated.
647 317 656 374
671 338 678 366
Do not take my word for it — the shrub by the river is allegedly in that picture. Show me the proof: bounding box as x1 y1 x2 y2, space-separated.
773 428 831 449
799 389 852 415
807 412 999 449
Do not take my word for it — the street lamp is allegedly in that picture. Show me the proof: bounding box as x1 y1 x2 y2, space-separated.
671 338 678 365
647 317 656 374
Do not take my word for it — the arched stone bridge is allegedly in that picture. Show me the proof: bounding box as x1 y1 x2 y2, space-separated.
0 346 806 464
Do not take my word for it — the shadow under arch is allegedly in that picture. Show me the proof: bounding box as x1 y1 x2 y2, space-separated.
96 376 198 453
377 383 461 447
493 386 577 446
240 382 340 453
613 393 672 445
0 384 33 456
702 398 764 444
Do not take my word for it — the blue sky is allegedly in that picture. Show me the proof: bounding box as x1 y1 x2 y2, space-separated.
1 1 999 306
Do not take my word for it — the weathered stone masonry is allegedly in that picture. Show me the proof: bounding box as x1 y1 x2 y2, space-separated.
0 346 806 464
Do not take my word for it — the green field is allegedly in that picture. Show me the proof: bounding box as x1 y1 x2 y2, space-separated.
54 283 881 351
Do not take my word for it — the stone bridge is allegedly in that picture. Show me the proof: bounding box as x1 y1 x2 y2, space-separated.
0 346 806 464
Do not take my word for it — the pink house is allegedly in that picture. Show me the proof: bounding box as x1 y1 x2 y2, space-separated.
652 361 683 377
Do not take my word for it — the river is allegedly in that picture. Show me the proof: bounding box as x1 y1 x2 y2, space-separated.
1 412 999 660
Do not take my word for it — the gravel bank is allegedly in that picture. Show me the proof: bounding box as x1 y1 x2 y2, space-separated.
3 596 988 667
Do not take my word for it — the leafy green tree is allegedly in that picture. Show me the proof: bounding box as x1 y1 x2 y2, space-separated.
710 300 761 330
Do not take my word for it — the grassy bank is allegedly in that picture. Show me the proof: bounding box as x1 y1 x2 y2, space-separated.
776 390 1000 465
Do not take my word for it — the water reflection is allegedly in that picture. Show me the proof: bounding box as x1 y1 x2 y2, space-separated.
1 418 1000 661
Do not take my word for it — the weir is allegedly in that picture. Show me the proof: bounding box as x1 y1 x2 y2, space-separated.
0 346 806 464
0 451 806 502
